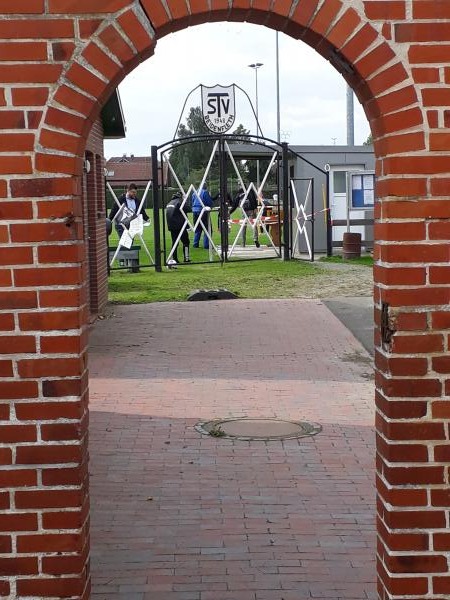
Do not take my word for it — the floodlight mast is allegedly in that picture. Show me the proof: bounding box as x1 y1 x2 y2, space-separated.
248 62 263 138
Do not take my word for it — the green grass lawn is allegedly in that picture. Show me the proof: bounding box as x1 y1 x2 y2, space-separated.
319 254 373 267
108 259 322 304
107 210 373 304
108 208 279 267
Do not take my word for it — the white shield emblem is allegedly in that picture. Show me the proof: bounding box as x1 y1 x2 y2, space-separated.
201 85 236 134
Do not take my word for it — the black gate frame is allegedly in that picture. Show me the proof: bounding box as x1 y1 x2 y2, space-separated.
287 149 331 261
151 134 331 271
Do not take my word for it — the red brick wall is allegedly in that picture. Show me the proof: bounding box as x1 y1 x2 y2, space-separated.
0 1 449 598
84 120 108 316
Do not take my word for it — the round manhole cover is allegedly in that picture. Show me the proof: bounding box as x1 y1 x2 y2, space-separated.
195 418 321 441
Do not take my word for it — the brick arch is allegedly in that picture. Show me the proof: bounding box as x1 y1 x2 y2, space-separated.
38 1 423 167
36 2 156 175
1 1 449 599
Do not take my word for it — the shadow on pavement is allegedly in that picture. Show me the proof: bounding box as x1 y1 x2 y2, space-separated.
323 297 373 356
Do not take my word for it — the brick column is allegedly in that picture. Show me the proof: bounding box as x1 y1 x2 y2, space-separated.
0 3 152 598
374 194 450 598
2 174 90 598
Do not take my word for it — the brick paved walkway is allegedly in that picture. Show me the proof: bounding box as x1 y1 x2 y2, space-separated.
89 299 376 600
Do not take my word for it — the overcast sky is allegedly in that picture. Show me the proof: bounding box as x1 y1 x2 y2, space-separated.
104 22 371 158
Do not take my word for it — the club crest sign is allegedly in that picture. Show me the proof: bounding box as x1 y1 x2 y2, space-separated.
201 85 236 134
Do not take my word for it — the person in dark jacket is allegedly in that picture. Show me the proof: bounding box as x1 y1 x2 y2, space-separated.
192 183 214 249
166 191 191 263
108 182 150 236
216 192 233 231
232 186 260 248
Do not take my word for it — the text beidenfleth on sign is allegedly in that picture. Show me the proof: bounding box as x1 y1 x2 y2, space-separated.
201 85 236 134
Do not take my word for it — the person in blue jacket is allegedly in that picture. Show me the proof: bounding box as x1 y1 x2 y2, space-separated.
192 183 214 249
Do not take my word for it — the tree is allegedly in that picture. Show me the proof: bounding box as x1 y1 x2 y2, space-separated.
169 107 213 181
168 106 251 184
363 133 373 146
229 123 251 141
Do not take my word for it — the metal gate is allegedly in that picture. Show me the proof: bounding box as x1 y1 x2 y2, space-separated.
106 136 331 272
151 134 293 270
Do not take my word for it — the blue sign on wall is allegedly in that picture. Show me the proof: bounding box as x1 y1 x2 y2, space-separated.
350 172 375 208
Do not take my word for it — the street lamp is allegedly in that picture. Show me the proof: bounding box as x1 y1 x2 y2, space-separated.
248 62 263 138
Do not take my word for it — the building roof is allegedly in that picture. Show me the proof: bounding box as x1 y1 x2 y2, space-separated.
106 155 150 183
106 155 168 185
228 143 374 159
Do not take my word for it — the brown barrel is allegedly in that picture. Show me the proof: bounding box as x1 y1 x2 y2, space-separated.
342 232 362 259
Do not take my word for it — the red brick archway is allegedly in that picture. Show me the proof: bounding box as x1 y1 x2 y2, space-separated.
1 1 449 598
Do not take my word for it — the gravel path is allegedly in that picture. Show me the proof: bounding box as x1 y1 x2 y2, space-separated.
279 262 373 299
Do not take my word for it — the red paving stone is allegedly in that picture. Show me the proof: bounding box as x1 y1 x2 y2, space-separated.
89 299 376 600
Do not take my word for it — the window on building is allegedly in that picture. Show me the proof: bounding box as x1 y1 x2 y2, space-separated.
333 171 346 194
